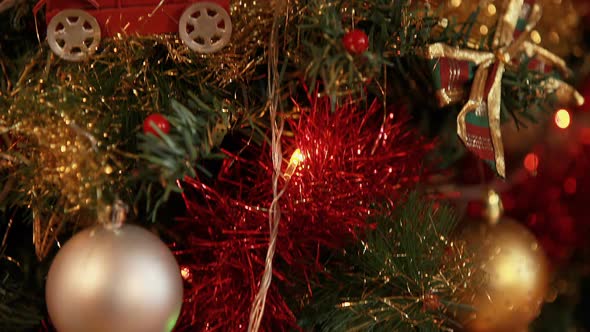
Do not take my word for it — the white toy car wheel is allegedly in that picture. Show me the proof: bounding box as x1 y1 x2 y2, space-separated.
47 9 101 61
179 2 232 53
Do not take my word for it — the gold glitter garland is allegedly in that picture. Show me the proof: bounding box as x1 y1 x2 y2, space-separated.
2 52 114 258
208 0 276 87
0 0 285 258
431 0 586 58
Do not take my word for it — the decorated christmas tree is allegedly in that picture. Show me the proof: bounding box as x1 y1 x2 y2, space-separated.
1 0 590 331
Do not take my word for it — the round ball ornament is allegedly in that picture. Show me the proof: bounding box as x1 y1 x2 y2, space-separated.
46 224 183 332
342 29 369 54
458 218 549 332
143 113 170 137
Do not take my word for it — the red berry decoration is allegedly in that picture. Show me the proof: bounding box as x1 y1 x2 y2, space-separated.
143 113 170 137
342 29 369 55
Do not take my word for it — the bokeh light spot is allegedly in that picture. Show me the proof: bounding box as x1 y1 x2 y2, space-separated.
524 153 539 174
531 30 542 44
487 4 496 15
480 25 489 35
555 109 571 129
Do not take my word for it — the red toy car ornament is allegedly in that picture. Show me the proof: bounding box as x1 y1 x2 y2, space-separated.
33 0 232 61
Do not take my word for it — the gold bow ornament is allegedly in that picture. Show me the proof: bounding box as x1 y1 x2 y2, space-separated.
423 0 584 177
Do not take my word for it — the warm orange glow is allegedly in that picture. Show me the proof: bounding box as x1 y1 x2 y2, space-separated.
555 109 571 129
180 266 192 280
284 149 304 179
524 153 539 173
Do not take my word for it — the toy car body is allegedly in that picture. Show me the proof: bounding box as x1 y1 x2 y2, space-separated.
33 0 232 61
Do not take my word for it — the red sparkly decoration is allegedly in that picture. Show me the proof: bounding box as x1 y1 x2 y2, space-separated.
174 96 431 331
342 29 369 54
143 113 170 137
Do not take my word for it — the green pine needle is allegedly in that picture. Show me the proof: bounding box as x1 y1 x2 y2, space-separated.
138 93 231 221
299 192 471 331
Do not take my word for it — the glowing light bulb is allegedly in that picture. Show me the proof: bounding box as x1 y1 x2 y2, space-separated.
289 149 304 165
284 149 304 179
180 266 191 281
555 109 571 129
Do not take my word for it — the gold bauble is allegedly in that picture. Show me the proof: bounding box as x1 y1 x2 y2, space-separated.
458 218 549 332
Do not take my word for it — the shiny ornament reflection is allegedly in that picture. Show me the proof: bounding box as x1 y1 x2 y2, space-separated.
46 224 183 332
458 218 549 332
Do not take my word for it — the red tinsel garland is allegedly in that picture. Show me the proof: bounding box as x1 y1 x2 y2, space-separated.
173 97 432 331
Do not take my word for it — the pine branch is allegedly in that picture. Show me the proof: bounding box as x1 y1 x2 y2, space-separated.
501 57 557 128
138 92 231 221
296 0 406 101
299 193 472 331
294 0 562 130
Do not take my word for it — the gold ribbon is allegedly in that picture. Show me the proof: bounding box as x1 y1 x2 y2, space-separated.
424 0 584 178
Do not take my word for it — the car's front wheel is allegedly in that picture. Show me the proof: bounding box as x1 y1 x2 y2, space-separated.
47 9 101 61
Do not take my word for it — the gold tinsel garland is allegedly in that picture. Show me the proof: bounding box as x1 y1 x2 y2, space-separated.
0 0 279 259
2 52 119 258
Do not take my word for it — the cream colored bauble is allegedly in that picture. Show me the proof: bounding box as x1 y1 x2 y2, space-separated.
46 224 183 332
